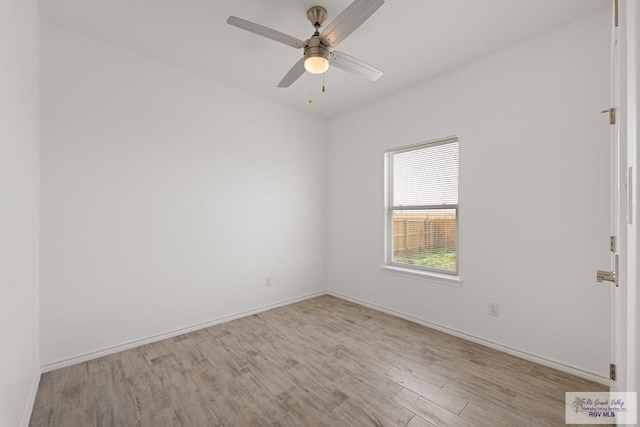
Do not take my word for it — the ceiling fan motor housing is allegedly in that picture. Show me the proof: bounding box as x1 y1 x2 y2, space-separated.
304 35 330 63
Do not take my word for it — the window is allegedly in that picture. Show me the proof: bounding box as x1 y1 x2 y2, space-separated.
385 137 459 276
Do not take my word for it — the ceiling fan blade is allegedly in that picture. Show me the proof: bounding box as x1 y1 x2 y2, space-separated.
330 50 383 81
227 16 305 49
320 0 384 48
278 58 306 87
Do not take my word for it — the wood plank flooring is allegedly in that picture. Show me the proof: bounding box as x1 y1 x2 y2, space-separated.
30 295 609 426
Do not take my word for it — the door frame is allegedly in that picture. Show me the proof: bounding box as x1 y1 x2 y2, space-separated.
615 0 638 400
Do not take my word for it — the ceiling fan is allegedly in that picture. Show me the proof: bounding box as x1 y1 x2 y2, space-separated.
227 0 384 88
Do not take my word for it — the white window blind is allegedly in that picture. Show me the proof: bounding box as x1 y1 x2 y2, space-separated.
392 141 458 208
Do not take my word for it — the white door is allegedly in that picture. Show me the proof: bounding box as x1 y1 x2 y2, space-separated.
594 0 624 393
606 0 627 395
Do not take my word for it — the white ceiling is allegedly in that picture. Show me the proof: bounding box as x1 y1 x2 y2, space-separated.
38 0 610 118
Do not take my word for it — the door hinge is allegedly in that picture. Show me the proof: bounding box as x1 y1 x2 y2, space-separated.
596 254 619 287
602 107 617 125
610 235 616 252
610 363 616 381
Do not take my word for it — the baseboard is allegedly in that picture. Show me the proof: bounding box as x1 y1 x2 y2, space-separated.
20 368 41 427
328 290 611 386
41 291 327 373
40 289 611 387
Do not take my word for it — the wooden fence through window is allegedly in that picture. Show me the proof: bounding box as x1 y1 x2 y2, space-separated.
393 212 456 254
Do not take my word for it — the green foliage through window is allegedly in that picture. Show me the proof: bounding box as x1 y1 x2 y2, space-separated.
394 249 457 272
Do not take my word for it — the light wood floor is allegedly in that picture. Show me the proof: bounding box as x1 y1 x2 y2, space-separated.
30 295 609 426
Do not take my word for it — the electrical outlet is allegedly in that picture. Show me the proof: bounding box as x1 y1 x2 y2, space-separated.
488 303 499 317
265 277 271 287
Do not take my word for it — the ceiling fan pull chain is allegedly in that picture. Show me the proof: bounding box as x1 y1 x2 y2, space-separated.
322 71 326 93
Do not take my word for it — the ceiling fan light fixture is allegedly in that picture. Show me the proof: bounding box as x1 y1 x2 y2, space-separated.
304 55 329 74
304 36 330 74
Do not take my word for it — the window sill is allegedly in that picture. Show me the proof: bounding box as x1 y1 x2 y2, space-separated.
380 265 462 287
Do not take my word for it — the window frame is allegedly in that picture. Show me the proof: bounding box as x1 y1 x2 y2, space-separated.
384 136 460 278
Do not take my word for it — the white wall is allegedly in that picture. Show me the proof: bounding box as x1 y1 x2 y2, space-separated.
40 23 326 367
327 10 612 379
0 0 40 425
